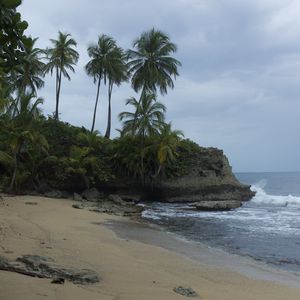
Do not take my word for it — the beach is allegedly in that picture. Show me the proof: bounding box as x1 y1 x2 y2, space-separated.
0 195 300 300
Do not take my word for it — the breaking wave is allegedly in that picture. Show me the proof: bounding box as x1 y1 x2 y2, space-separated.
251 181 300 207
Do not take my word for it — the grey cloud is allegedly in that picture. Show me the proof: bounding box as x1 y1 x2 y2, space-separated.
19 0 300 172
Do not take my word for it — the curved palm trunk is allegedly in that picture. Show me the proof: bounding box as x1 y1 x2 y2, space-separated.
91 78 101 133
104 81 113 139
55 68 62 120
131 86 147 135
8 144 21 192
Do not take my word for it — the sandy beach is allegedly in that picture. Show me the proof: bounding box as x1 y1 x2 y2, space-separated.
0 195 300 300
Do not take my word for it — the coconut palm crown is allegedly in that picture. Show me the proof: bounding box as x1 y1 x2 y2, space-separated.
119 93 166 137
127 28 181 97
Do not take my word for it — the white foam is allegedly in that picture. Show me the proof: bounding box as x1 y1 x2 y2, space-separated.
251 182 300 207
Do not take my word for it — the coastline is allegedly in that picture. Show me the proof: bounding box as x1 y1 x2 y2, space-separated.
0 195 300 300
107 218 300 288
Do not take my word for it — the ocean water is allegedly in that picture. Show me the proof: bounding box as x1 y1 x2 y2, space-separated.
142 172 300 273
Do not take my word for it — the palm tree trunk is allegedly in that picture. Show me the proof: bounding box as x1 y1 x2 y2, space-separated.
55 67 59 120
91 78 101 133
104 81 113 139
131 86 147 135
55 68 62 120
8 145 20 192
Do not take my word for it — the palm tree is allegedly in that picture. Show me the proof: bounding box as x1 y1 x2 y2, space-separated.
15 37 45 96
104 46 128 139
154 122 184 177
85 35 117 133
127 28 181 98
119 93 166 137
45 31 79 120
6 93 44 191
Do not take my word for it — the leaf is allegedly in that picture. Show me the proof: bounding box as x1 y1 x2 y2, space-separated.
2 0 22 9
0 151 13 167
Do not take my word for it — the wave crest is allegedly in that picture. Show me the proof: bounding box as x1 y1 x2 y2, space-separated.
251 182 300 206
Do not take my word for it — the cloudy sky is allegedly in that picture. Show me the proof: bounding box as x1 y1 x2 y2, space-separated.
20 0 300 172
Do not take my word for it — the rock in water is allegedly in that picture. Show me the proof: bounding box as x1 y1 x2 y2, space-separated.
173 286 198 297
194 200 242 211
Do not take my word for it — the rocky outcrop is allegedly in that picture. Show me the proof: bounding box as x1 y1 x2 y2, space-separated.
102 147 254 208
82 188 103 201
151 147 254 204
0 255 100 284
73 193 144 217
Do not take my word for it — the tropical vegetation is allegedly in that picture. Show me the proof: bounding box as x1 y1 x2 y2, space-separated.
0 1 205 194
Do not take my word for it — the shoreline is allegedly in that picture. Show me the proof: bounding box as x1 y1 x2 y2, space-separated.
106 217 300 288
1 195 300 299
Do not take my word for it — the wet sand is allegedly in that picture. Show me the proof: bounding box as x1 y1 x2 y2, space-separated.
0 195 300 300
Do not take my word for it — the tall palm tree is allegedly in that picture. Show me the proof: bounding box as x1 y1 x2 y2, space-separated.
15 37 45 96
127 28 181 98
85 34 121 132
45 31 79 120
104 46 128 138
119 93 166 137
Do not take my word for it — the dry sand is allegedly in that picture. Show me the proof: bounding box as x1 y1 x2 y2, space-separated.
0 195 300 300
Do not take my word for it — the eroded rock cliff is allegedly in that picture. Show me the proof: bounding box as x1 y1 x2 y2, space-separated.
153 147 254 203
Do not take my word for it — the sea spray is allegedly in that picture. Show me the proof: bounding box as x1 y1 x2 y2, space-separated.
142 172 300 274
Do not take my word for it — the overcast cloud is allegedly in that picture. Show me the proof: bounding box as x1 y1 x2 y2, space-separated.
19 0 300 172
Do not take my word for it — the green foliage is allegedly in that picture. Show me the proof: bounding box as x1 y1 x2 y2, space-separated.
0 18 192 193
166 139 205 177
15 37 45 95
37 120 114 191
0 0 29 73
112 123 184 185
127 28 181 96
119 93 166 137
0 93 47 191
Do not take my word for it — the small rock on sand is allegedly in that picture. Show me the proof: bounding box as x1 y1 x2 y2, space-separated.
173 286 198 297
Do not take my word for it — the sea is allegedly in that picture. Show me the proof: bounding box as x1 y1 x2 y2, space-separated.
141 172 300 274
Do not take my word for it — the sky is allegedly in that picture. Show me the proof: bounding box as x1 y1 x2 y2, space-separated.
19 0 300 172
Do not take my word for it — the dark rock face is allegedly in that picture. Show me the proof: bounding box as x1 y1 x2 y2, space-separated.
153 148 254 204
194 200 242 211
0 255 100 285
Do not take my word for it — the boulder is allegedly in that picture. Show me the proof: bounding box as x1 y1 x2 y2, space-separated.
173 286 198 297
0 255 100 285
82 188 102 202
119 195 140 204
108 194 127 206
44 190 64 199
194 200 242 211
72 204 84 209
73 192 83 201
